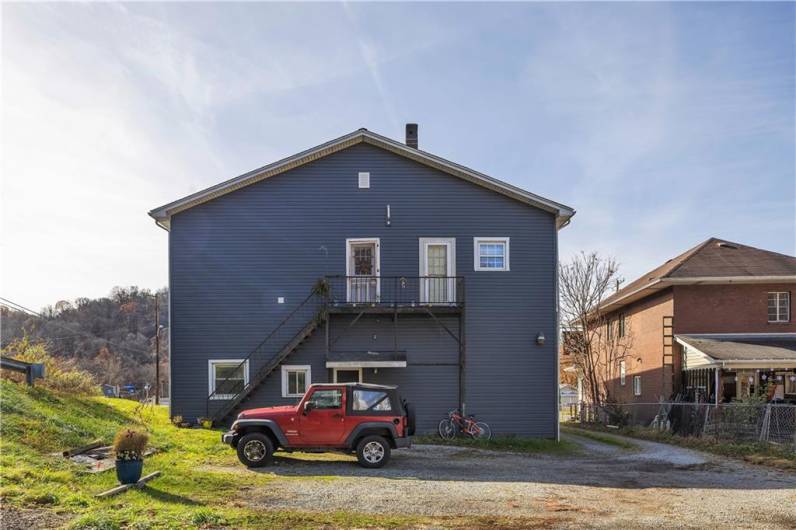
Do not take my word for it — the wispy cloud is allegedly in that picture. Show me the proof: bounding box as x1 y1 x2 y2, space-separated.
1 2 793 309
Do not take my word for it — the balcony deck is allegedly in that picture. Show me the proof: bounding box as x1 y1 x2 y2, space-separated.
323 275 464 315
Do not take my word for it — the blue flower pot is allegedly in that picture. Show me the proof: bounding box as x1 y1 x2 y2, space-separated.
116 459 143 484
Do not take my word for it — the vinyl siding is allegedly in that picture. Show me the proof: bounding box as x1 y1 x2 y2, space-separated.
169 142 558 436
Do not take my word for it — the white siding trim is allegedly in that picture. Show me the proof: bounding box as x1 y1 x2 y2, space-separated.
326 361 407 368
281 364 311 398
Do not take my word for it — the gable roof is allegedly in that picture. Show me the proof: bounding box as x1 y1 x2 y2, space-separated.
148 128 575 230
600 238 796 313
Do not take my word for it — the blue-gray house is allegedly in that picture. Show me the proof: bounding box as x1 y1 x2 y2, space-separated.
149 125 575 437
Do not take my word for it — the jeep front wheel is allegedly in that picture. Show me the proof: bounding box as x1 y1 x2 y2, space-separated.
355 435 391 468
237 432 274 468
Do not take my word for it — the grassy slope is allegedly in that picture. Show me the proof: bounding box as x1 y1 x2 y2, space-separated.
0 381 568 529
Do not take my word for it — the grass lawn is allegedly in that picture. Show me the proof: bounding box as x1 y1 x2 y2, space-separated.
0 380 571 529
565 422 796 470
413 434 577 455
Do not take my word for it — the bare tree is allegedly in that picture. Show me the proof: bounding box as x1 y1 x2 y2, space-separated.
559 252 633 407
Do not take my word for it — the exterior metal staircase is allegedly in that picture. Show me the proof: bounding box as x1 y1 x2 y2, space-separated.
206 286 326 424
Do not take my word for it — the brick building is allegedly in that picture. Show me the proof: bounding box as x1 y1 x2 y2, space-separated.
595 238 796 404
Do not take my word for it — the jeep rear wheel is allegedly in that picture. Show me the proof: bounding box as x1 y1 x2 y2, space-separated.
237 432 274 468
355 435 391 468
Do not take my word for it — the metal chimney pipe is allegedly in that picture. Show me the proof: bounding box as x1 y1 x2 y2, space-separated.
405 123 418 149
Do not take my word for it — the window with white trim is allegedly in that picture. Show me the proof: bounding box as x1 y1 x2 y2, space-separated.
619 360 626 386
473 237 509 271
208 360 249 400
281 365 311 398
768 292 790 323
358 172 370 189
633 375 642 396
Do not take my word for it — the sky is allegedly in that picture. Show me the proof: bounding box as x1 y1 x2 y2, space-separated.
1 2 794 310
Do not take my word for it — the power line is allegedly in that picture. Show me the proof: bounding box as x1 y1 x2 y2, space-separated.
0 296 152 356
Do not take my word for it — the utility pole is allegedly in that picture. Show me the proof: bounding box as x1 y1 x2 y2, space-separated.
154 294 160 405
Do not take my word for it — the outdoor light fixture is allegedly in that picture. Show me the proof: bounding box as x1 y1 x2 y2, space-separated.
536 332 545 345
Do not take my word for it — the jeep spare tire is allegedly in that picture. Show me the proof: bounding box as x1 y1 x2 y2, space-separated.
356 435 391 468
237 432 274 468
404 401 416 436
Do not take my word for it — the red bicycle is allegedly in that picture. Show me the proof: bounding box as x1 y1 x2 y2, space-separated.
438 409 492 440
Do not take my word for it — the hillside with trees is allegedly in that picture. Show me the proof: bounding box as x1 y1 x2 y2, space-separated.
0 286 168 394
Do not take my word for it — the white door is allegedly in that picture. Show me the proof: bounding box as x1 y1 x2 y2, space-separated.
420 238 455 304
346 239 380 303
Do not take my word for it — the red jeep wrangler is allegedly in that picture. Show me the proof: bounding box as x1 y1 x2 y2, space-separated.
222 383 415 468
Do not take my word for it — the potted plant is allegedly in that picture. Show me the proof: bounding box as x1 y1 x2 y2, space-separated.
113 427 149 484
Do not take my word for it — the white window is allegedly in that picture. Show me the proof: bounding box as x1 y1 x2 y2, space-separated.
619 360 626 386
208 359 249 400
768 292 790 323
358 172 370 189
633 375 642 396
281 365 311 398
473 237 510 271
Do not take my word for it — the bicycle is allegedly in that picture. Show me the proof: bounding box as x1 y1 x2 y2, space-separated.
438 409 492 440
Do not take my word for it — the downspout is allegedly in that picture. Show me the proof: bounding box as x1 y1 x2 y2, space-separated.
554 229 561 442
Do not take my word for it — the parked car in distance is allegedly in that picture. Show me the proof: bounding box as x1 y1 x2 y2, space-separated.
222 383 415 468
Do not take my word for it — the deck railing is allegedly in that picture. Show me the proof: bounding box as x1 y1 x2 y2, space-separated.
324 275 464 308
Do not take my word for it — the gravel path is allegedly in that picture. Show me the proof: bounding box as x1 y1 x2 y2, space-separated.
209 433 796 528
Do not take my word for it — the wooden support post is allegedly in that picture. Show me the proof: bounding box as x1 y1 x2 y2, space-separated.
95 471 161 498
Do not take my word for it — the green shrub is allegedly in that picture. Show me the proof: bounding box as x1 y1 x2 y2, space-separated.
1 338 96 395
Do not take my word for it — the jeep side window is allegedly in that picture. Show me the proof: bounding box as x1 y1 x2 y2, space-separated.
308 389 342 409
352 389 392 412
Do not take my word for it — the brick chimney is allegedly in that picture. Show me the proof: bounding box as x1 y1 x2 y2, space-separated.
405 123 418 149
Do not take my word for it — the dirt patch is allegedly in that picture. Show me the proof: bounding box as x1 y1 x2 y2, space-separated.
0 507 71 530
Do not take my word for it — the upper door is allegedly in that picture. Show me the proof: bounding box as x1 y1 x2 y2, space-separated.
346 238 380 303
419 238 456 304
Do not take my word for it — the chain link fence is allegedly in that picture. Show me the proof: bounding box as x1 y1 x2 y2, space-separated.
571 402 796 449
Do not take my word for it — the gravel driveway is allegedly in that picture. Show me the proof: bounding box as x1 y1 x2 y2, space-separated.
208 433 796 528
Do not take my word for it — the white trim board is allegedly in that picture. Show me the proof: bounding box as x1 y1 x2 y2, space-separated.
326 361 407 368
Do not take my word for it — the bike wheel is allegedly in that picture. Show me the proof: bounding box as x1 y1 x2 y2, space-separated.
472 422 492 440
438 418 457 440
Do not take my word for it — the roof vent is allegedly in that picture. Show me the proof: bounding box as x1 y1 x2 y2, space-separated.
717 242 738 249
405 123 418 149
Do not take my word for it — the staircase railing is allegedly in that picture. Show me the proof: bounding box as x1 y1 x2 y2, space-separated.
205 280 328 421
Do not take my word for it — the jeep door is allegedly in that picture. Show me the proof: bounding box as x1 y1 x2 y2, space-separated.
298 387 347 445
